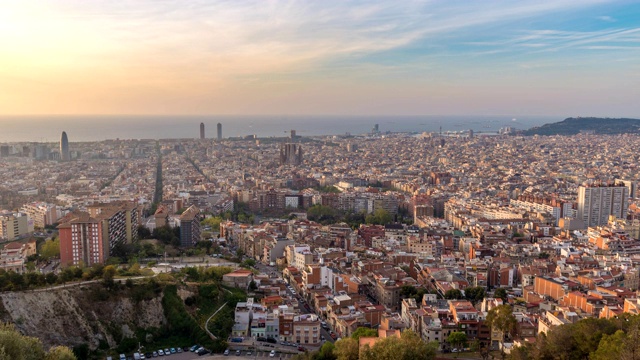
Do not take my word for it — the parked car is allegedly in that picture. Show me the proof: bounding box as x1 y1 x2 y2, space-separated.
223 349 230 356
235 350 241 356
157 350 164 356
266 337 277 344
152 351 158 357
190 345 199 352
257 337 267 342
270 350 276 357
170 348 176 354
197 348 210 356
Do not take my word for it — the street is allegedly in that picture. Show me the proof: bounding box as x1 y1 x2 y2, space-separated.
253 262 335 346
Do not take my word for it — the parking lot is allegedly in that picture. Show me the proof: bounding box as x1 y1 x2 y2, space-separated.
209 351 297 359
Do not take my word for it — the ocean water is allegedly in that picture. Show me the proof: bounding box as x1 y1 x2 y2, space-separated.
0 115 556 142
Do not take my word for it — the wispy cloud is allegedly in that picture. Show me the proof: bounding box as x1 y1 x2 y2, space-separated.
1 0 639 115
597 15 616 22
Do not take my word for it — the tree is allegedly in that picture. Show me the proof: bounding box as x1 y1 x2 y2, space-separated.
447 331 468 351
494 288 508 302
334 338 359 360
137 225 152 239
102 265 116 288
351 327 378 340
591 330 625 360
360 330 437 360
400 285 417 298
71 343 89 360
464 286 486 305
46 346 77 360
486 305 517 358
444 289 463 299
365 209 392 225
316 341 337 360
248 280 257 291
0 323 76 360
40 238 60 259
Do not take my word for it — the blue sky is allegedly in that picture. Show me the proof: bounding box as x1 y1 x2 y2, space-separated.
0 0 639 116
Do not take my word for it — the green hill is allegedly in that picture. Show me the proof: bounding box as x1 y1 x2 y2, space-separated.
524 117 640 135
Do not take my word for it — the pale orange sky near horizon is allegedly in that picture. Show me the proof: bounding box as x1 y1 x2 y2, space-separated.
1 1 639 117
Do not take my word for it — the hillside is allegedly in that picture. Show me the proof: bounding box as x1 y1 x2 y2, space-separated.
524 117 640 135
0 284 168 350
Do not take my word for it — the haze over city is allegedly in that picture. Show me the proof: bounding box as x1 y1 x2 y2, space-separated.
1 0 639 117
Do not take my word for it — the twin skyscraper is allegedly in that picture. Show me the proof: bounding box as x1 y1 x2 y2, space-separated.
200 122 222 141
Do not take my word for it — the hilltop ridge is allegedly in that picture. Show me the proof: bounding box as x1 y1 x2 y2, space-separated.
524 117 640 135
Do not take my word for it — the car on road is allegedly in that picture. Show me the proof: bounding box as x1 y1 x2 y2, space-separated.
269 350 276 357
298 346 305 352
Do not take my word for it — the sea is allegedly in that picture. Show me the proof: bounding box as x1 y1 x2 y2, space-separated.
0 115 556 143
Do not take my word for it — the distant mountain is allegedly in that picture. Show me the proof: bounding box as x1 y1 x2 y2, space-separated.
524 117 640 135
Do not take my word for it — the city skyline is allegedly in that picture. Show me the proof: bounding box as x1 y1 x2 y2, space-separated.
1 1 639 117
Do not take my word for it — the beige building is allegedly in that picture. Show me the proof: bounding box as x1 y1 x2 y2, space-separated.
0 212 31 241
292 314 321 345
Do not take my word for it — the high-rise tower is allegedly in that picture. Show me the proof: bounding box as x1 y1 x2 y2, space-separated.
578 183 629 227
60 131 70 161
217 123 222 141
200 122 205 139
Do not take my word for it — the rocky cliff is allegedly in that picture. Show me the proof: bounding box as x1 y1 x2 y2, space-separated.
0 284 167 350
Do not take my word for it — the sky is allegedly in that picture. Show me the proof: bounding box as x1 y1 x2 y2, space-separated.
1 0 639 117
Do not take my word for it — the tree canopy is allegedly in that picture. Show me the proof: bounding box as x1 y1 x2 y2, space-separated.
39 238 60 259
359 330 437 360
444 289 463 300
351 327 378 340
0 323 76 360
447 331 468 350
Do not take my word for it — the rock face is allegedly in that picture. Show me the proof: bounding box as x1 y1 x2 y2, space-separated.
0 285 166 349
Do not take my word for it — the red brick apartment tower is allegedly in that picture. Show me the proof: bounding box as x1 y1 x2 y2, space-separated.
59 213 105 267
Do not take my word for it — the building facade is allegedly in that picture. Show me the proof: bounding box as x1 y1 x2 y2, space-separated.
179 205 201 247
578 184 629 227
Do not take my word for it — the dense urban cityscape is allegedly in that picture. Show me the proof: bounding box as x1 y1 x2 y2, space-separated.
3 1 640 359
1 123 640 359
